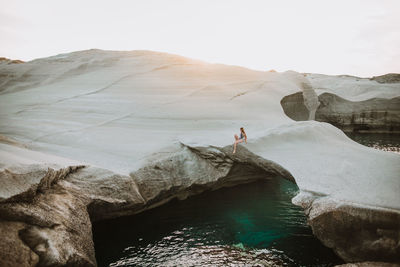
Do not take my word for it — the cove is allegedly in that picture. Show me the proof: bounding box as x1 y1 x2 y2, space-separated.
93 178 343 266
92 133 400 266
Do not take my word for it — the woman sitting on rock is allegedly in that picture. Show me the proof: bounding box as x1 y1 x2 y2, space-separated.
233 127 247 154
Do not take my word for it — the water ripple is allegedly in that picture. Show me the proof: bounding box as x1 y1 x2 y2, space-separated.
94 179 344 266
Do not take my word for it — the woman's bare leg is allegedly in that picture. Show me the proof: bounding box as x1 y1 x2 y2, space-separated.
233 134 239 153
233 139 243 153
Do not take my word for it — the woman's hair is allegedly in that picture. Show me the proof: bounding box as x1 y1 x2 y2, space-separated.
240 127 245 133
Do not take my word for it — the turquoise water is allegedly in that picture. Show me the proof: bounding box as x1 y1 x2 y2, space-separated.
93 178 343 266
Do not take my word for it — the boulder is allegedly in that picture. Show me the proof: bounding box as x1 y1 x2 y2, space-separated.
293 192 400 263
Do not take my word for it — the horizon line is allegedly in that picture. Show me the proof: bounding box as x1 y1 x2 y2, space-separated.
1 48 398 79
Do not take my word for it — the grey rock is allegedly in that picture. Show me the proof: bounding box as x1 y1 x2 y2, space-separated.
280 92 310 121
316 93 400 133
371 73 400 84
280 91 400 133
132 143 294 210
293 193 400 263
0 221 39 267
301 81 320 120
0 164 84 203
65 166 145 221
0 183 96 266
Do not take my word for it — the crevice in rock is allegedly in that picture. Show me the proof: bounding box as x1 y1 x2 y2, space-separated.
0 169 96 267
0 165 85 204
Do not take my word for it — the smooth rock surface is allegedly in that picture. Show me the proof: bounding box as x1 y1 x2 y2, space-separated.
306 73 400 101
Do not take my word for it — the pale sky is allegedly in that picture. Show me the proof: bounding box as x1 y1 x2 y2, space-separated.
1 0 399 77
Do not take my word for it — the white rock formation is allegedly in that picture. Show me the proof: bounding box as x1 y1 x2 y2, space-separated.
281 72 400 132
0 49 399 265
306 73 400 101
